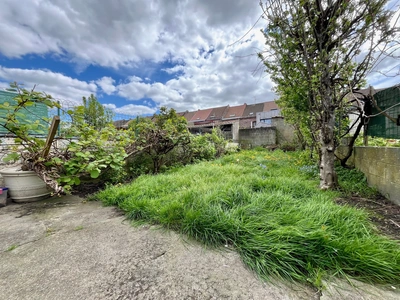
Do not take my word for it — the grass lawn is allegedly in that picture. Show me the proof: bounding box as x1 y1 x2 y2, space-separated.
94 149 400 288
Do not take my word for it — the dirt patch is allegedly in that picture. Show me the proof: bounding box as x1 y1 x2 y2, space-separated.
72 181 106 198
335 195 400 240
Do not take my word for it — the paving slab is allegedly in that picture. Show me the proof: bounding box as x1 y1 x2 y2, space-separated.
0 195 398 300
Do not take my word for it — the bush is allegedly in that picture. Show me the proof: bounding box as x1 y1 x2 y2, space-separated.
279 142 297 152
190 134 217 161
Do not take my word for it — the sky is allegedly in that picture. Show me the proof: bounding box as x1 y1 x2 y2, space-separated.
0 0 399 118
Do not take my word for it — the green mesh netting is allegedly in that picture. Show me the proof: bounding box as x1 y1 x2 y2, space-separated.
0 90 49 135
367 85 400 139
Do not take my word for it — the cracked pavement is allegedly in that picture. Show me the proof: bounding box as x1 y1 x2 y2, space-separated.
0 195 398 300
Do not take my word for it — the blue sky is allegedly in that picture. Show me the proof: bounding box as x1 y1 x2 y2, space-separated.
0 0 399 119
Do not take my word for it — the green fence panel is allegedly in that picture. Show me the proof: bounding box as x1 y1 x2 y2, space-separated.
367 85 400 139
0 90 49 135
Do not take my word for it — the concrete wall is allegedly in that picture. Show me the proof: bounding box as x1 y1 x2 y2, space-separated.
231 121 240 142
239 127 276 148
354 147 400 205
271 117 295 144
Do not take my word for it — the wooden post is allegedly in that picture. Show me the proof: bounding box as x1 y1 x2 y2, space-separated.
43 116 60 157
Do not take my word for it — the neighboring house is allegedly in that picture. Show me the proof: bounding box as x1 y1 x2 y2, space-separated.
240 103 265 129
255 109 281 128
0 90 49 136
182 101 280 141
222 104 246 121
113 119 131 130
112 100 283 142
188 108 213 125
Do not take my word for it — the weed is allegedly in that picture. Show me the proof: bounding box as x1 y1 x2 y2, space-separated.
6 244 18 252
46 227 55 237
74 226 84 231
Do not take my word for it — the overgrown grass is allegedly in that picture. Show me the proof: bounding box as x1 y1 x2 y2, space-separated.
94 150 399 288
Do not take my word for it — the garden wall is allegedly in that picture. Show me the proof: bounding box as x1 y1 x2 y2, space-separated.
354 146 400 205
271 117 295 144
239 127 276 148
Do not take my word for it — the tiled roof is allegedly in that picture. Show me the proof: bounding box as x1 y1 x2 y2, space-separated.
222 104 246 119
263 101 279 111
206 105 229 121
178 101 279 122
113 119 130 128
182 111 197 122
189 108 213 122
242 103 265 118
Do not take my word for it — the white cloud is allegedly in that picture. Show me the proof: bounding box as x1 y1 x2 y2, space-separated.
103 103 117 110
0 0 260 68
114 104 157 116
0 66 97 105
0 0 278 111
96 77 116 94
1 0 395 114
103 102 157 117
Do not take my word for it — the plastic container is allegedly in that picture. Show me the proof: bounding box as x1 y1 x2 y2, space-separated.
0 187 9 207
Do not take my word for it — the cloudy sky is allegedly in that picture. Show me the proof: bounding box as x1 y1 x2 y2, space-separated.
0 0 399 117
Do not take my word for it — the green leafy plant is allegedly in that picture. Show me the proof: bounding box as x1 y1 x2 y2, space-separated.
355 136 400 147
130 107 191 174
0 83 138 194
74 94 114 130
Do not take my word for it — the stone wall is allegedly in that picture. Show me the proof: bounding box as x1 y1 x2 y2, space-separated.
238 127 276 148
354 147 400 205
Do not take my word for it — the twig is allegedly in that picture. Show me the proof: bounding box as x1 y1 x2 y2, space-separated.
389 219 400 228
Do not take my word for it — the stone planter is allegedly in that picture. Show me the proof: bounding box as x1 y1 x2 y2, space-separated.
0 166 51 203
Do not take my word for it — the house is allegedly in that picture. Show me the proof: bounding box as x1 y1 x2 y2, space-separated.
183 101 279 141
112 100 283 142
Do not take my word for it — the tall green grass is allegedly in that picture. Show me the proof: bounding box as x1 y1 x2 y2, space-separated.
95 150 400 287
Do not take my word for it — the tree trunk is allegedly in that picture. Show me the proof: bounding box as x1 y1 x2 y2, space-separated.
153 158 160 174
319 111 338 190
340 116 364 167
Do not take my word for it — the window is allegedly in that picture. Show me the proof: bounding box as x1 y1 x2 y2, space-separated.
260 118 272 125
